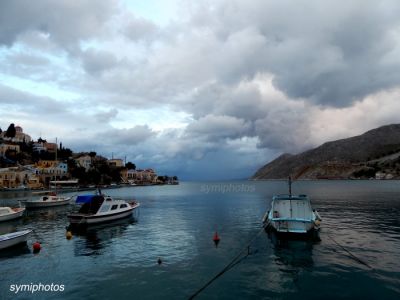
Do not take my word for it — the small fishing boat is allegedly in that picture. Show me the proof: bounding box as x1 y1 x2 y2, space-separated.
0 229 32 250
263 177 321 238
24 192 71 208
0 207 26 222
67 194 139 226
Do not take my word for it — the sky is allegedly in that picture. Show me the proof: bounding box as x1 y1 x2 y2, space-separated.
1 0 400 180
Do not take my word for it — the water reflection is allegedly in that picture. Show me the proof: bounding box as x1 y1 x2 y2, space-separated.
0 243 31 259
70 216 138 256
268 231 316 282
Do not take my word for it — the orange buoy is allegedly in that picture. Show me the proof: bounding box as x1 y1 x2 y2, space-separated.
32 242 41 253
213 231 220 247
66 231 73 240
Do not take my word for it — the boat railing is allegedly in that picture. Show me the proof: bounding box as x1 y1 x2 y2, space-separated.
271 217 314 222
273 194 309 200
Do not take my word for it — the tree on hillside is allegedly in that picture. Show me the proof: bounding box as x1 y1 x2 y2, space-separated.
0 127 2 134
5 123 16 138
126 162 136 170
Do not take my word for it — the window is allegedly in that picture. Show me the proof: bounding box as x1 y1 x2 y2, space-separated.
120 204 127 209
99 205 110 213
111 205 118 210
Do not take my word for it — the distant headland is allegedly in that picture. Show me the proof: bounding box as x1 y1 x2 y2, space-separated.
252 124 400 180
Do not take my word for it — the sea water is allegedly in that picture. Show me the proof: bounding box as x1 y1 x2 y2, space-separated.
0 181 399 299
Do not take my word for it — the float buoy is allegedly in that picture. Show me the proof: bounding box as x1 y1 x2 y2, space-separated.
157 257 162 265
32 242 41 253
66 231 73 240
213 232 220 247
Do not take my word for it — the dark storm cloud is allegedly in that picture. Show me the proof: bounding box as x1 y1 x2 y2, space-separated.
99 125 156 146
0 0 115 48
185 114 252 142
185 0 400 107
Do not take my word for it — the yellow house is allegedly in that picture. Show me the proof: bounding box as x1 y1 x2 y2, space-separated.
0 167 42 189
125 169 157 184
108 159 124 167
36 160 59 168
0 168 19 188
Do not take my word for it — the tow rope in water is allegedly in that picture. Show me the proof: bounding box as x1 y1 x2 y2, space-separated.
326 232 373 269
187 225 267 300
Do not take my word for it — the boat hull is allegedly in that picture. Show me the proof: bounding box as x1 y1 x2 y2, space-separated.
265 222 320 240
0 229 32 250
68 207 137 226
24 198 71 208
0 208 25 222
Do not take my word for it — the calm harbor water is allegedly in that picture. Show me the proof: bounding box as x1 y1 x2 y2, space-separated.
1 181 400 300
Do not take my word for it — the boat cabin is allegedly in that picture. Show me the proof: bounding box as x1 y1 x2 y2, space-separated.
76 195 131 215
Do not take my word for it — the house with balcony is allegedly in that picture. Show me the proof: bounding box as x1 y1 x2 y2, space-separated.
35 160 69 186
0 167 42 189
32 142 47 153
123 168 157 184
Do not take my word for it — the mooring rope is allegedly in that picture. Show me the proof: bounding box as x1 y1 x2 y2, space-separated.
187 224 266 300
326 232 373 269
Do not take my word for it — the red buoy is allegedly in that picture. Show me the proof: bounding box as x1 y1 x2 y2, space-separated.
32 242 41 253
213 232 220 247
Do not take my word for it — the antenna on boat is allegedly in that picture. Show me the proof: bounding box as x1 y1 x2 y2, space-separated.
288 176 292 197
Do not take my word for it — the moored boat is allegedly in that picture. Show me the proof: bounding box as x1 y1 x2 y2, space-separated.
0 207 26 222
263 194 321 237
0 229 32 250
2 184 28 191
263 177 321 238
24 192 71 208
67 194 139 226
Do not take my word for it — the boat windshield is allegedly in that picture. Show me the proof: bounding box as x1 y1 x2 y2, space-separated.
78 196 104 214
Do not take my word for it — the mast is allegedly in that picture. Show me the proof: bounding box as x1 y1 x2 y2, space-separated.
55 137 58 194
288 175 292 218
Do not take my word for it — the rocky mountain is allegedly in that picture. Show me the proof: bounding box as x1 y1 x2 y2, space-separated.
252 124 400 180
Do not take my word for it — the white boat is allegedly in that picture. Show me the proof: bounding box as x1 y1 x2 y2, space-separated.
0 229 32 250
2 184 28 191
263 178 321 238
0 207 25 222
263 194 321 237
24 192 71 208
67 194 140 226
